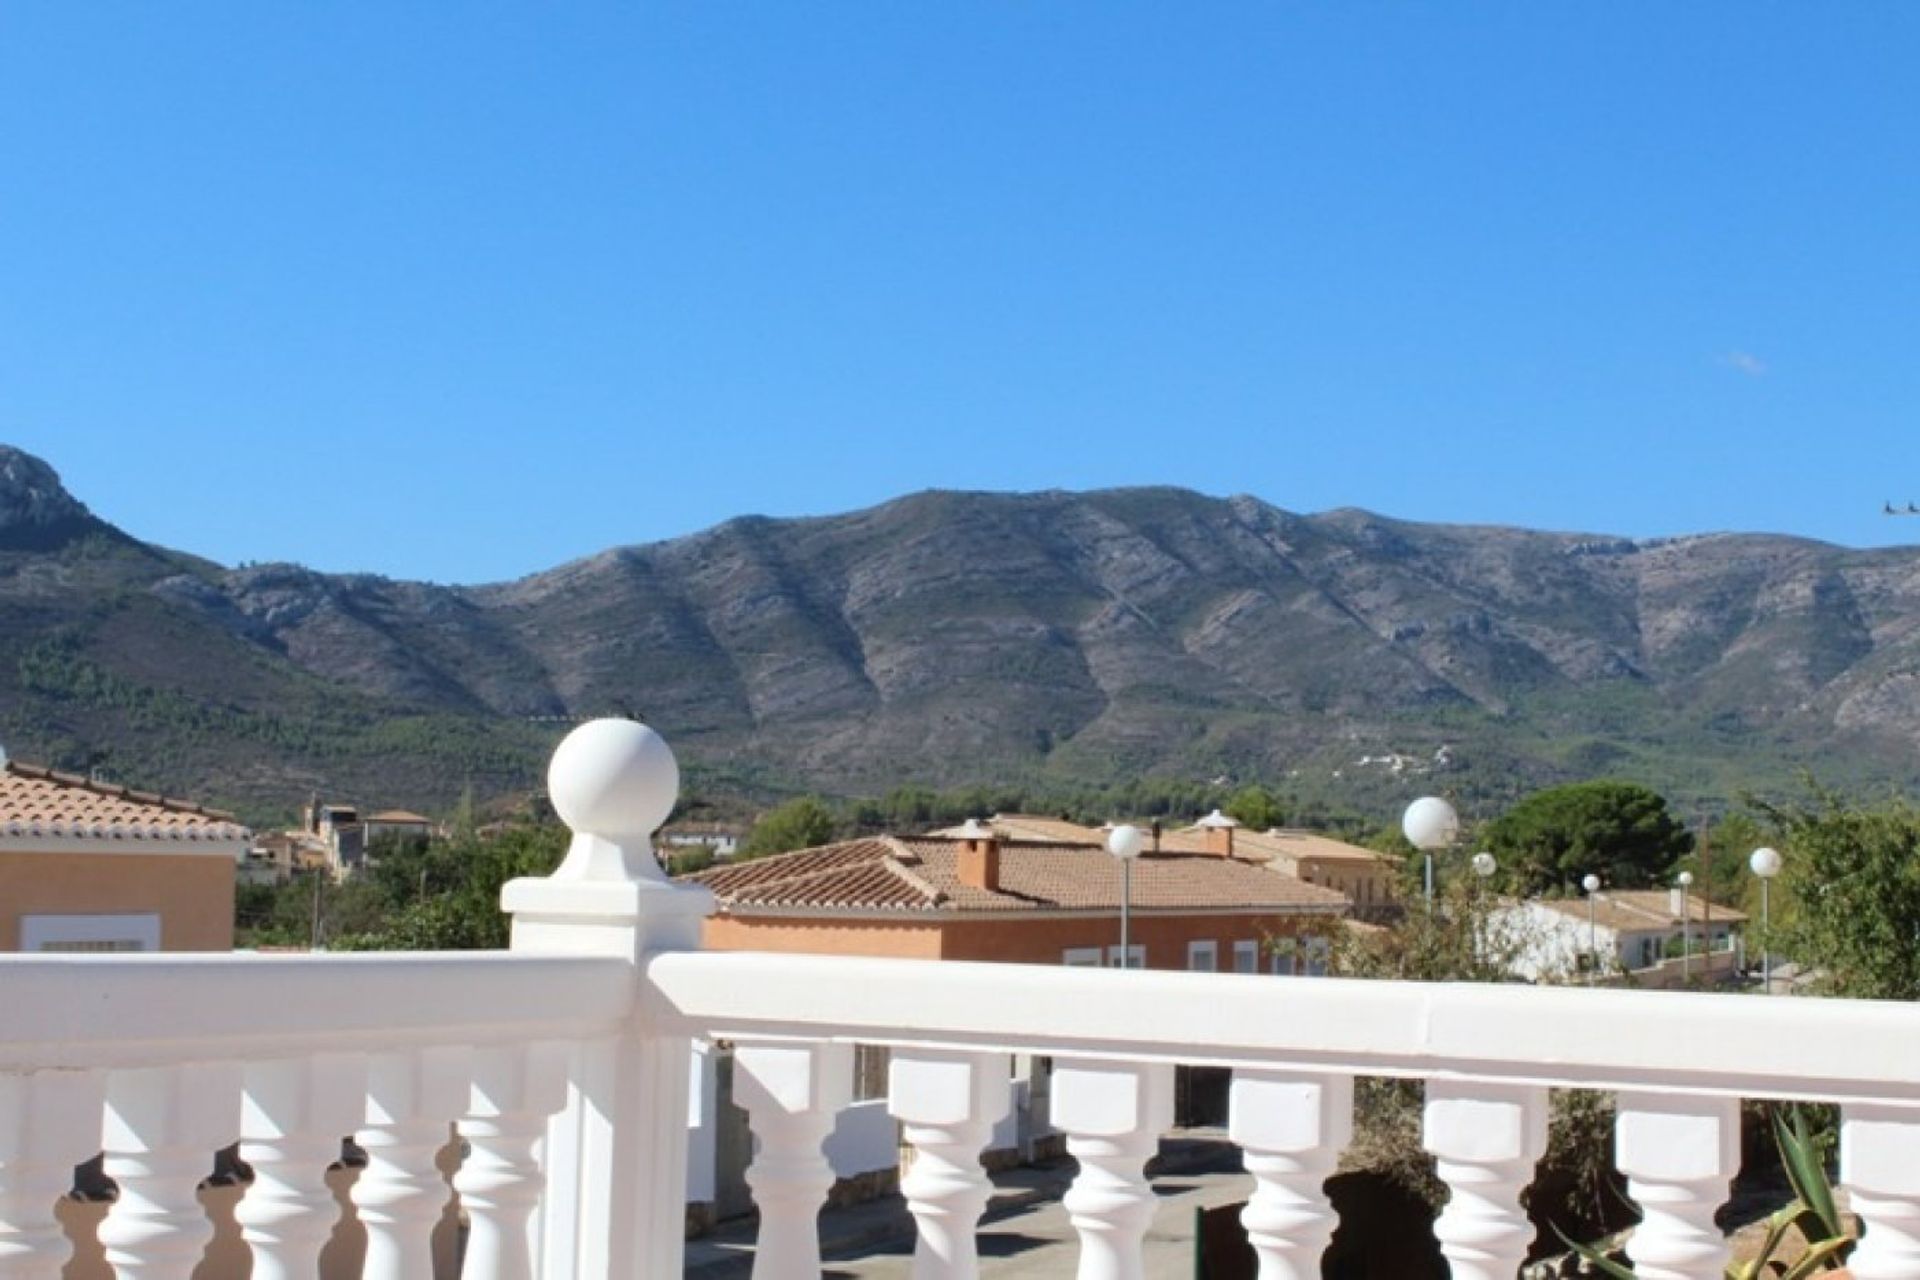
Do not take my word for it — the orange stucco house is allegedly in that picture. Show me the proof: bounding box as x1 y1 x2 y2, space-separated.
685 816 1352 973
0 756 249 952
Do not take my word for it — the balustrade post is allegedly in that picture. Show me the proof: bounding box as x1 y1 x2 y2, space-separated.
1054 1058 1174 1280
1842 1103 1920 1279
354 1046 472 1280
1615 1093 1736 1280
734 1041 855 1280
0 1071 104 1280
501 717 714 1279
454 1042 571 1280
1423 1081 1547 1280
236 1052 368 1280
889 1049 1012 1279
1229 1071 1351 1280
98 1062 243 1280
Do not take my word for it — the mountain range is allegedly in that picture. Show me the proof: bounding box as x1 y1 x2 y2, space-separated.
5 443 1918 824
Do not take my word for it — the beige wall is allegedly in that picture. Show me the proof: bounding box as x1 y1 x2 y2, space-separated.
703 910 1326 971
0 849 236 952
703 915 945 958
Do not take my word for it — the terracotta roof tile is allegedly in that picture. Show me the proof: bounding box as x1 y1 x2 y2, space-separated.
688 835 1351 916
1533 891 1747 931
0 762 249 843
1172 825 1390 866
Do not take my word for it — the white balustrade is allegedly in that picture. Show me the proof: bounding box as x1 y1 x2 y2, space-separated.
890 1049 1013 1279
235 1052 367 1280
1229 1070 1350 1280
10 719 1920 1280
1615 1093 1737 1280
1055 1058 1174 1280
735 1041 855 1280
1842 1104 1920 1280
1423 1080 1549 1280
352 1046 471 1280
99 1063 243 1280
0 1071 104 1280
454 1042 571 1280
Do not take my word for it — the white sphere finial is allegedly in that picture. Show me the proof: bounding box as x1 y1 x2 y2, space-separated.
1106 823 1145 860
1471 851 1496 878
1677 870 1694 887
1749 846 1782 879
1582 873 1601 894
548 718 678 840
1402 796 1459 851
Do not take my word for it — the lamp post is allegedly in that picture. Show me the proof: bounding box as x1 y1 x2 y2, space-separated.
1677 870 1695 979
1750 846 1782 994
1106 824 1145 970
1582 873 1602 983
1403 796 1460 914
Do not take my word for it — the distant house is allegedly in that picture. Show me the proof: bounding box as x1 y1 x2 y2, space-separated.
660 822 742 860
1493 888 1746 984
1168 812 1402 921
0 755 249 951
298 800 433 876
686 820 1351 972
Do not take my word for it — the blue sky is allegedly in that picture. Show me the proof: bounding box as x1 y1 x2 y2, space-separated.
2 5 1915 583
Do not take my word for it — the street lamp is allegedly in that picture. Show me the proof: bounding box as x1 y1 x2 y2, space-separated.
1677 870 1695 979
1106 824 1145 970
1582 873 1602 983
1403 796 1460 913
1750 846 1783 994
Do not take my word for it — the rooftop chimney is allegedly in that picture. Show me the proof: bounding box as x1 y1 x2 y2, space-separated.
957 818 1001 892
1198 808 1239 857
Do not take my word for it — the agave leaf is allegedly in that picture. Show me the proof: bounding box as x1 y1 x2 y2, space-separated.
1775 1107 1843 1242
1777 1235 1851 1279
1552 1224 1641 1279
1749 1205 1802 1273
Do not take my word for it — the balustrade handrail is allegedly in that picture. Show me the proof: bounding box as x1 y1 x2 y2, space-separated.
644 949 1920 1106
0 951 633 1071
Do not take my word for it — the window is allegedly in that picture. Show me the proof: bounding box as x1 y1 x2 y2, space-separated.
1303 939 1330 977
1187 940 1218 972
21 913 159 953
1233 940 1259 974
1063 947 1104 967
1271 950 1297 976
1106 944 1145 970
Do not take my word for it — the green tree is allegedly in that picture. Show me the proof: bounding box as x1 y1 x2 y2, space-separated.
740 795 837 858
1223 784 1286 832
1760 788 1920 1001
1485 781 1694 895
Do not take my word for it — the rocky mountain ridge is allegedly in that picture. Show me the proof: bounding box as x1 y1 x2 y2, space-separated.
4 444 1917 818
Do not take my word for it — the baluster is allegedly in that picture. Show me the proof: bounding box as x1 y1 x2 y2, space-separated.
1842 1103 1920 1279
0 1071 105 1280
1423 1081 1547 1280
98 1063 243 1280
889 1049 1012 1279
1615 1093 1736 1280
1054 1058 1174 1280
354 1046 471 1280
235 1053 367 1280
734 1041 854 1280
1229 1071 1351 1280
454 1042 570 1280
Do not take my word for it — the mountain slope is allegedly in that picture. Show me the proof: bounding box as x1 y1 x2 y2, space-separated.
2 445 1917 819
